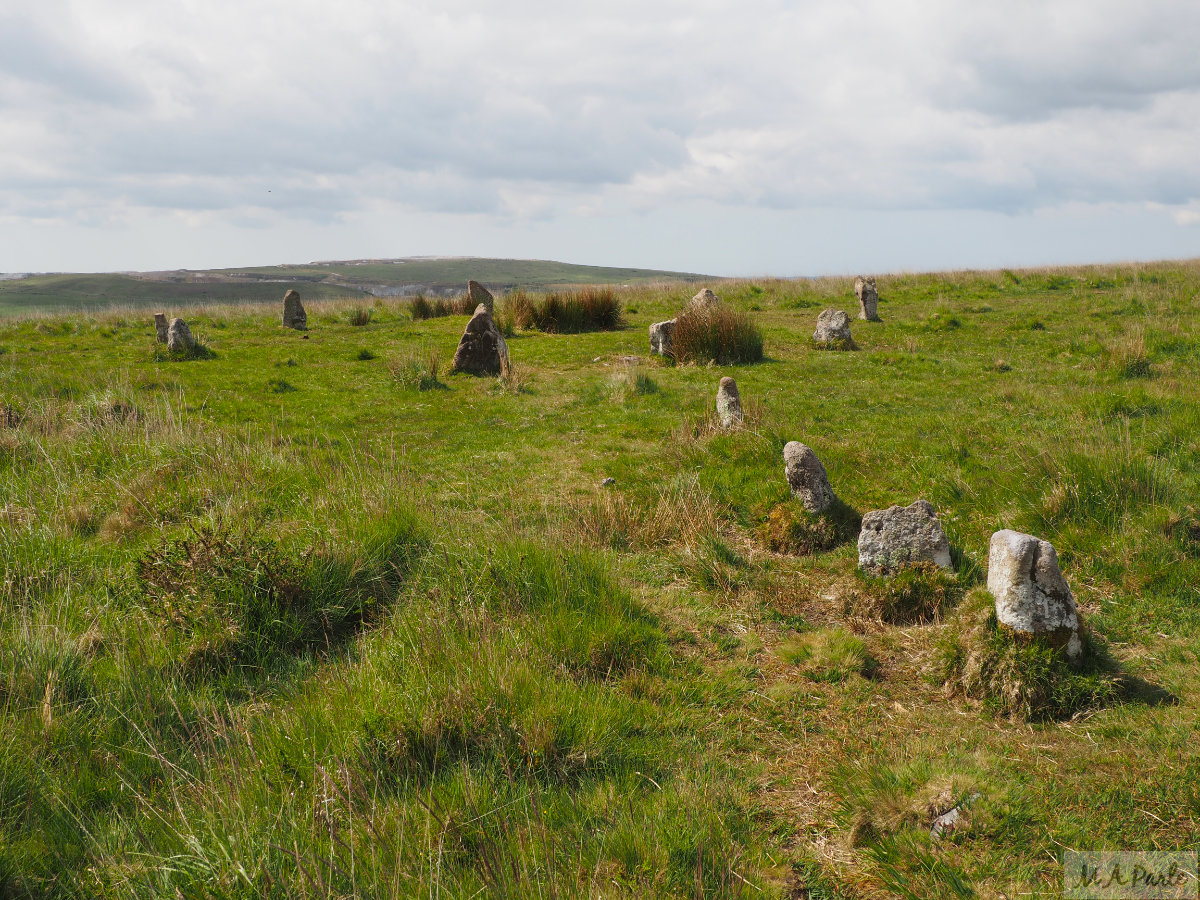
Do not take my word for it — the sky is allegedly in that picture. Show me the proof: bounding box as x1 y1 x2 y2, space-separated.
2 0 1199 276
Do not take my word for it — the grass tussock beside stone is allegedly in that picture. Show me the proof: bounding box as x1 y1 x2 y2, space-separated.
670 305 764 365
152 340 215 362
857 562 962 625
761 498 859 555
501 287 624 334
608 361 658 401
932 588 1122 721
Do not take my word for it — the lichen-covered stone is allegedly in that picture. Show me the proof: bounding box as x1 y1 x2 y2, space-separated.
988 530 1082 661
715 377 743 428
154 313 168 343
649 319 676 356
855 277 880 321
814 308 854 346
166 318 195 353
689 288 720 310
858 500 952 575
783 442 835 513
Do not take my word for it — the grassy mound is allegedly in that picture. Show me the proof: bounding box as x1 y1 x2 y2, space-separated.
932 588 1123 720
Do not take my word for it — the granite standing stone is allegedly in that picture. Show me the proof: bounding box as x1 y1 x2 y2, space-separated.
858 500 952 575
988 530 1082 660
855 277 880 321
282 290 307 330
813 308 854 345
467 280 495 313
689 288 720 310
166 318 195 353
649 319 676 357
783 442 835 513
715 377 743 428
451 306 509 376
154 313 168 343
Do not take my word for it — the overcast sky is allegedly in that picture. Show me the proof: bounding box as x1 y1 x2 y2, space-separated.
2 0 1199 275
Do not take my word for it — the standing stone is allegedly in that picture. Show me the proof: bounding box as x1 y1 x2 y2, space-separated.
988 530 1082 661
689 288 720 310
451 306 509 376
467 280 494 313
154 313 168 343
649 319 676 357
858 500 952 575
166 318 195 353
282 290 307 330
813 308 854 346
715 377 743 428
855 277 880 322
783 442 835 514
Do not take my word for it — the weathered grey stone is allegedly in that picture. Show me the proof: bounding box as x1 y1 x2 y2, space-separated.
166 318 195 353
649 319 676 356
858 500 952 575
783 442 835 513
154 313 168 343
813 308 854 345
855 277 880 322
715 377 743 428
451 306 509 376
689 288 720 310
988 530 1082 660
282 290 307 330
467 280 494 313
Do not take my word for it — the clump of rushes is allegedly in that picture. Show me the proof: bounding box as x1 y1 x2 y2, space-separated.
932 587 1123 720
501 287 623 334
409 294 475 321
671 305 764 365
347 307 372 326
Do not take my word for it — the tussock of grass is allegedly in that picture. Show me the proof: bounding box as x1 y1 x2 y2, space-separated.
857 562 961 625
761 498 859 555
346 306 373 326
932 588 1122 720
608 361 657 401
152 339 215 362
388 346 443 390
778 627 876 682
671 305 764 365
1107 327 1152 378
569 481 721 552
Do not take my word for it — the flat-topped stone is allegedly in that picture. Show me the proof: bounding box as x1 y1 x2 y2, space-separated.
858 500 952 575
649 319 676 356
855 277 880 322
282 290 307 330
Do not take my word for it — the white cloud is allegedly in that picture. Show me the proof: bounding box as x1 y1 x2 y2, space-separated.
0 0 1198 270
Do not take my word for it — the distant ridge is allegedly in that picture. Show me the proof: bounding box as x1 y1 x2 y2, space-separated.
0 257 711 315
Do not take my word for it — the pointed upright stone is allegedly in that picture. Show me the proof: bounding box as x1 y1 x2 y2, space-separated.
467 280 495 314
689 288 720 310
282 290 307 330
715 377 743 428
783 442 835 514
451 306 509 376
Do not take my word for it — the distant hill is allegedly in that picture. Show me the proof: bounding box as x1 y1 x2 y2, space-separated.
0 257 711 315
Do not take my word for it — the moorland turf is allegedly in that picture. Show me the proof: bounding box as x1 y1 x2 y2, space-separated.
0 263 1198 897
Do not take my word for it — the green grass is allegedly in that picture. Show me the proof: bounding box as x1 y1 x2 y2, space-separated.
0 261 1198 897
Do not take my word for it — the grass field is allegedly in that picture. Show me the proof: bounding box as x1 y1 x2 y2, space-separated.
0 261 1197 898
0 258 707 316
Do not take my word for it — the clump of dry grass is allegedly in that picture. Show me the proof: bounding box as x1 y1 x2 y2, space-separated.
567 481 722 552
388 347 443 391
500 287 624 334
855 562 961 625
607 361 657 401
1106 326 1152 378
